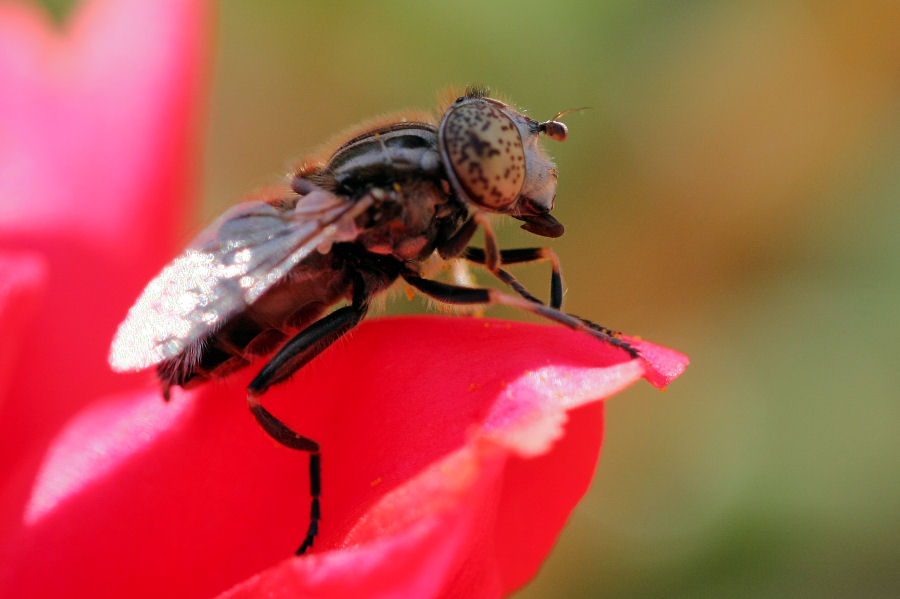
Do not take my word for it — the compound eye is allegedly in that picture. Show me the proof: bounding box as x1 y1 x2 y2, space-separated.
439 101 525 210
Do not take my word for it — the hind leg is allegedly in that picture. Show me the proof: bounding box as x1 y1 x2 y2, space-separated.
247 301 367 555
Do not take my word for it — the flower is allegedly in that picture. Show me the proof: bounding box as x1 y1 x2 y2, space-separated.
0 2 688 598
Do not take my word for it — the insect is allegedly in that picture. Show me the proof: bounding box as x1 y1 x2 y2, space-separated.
109 86 638 555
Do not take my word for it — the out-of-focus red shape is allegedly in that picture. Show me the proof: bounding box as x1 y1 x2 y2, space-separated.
0 0 209 591
0 252 46 409
0 0 209 409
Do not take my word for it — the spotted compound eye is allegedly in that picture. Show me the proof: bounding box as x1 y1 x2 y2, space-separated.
439 101 525 210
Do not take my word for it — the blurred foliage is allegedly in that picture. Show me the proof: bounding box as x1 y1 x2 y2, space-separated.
38 0 900 596
34 0 72 23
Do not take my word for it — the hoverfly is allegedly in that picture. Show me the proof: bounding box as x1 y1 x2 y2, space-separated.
109 86 638 555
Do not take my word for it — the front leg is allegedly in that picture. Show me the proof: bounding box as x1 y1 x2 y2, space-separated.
463 246 564 309
402 274 639 358
475 215 564 309
437 215 480 259
462 247 624 339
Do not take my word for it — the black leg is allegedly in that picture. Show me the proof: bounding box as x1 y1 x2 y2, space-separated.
437 216 479 259
248 304 366 395
438 216 562 310
574 316 623 339
402 274 639 358
466 216 564 309
464 249 623 344
246 298 368 555
463 242 627 354
296 454 321 555
464 246 564 309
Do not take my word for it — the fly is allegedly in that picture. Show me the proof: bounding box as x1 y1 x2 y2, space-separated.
109 86 638 555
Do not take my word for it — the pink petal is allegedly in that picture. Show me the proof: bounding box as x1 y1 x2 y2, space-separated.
24 387 196 525
629 336 691 388
0 0 209 402
0 0 210 543
0 251 45 408
0 0 208 242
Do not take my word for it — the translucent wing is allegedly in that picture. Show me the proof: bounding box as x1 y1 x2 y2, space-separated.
109 189 372 371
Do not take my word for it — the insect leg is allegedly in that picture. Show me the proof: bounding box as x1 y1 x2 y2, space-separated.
474 216 564 309
246 300 368 556
248 305 367 396
437 216 480 259
464 247 564 309
463 245 626 348
402 274 638 358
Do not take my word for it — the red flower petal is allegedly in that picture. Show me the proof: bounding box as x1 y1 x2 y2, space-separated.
0 0 209 550
0 251 46 409
3 317 687 599
0 0 209 406
629 336 690 388
0 0 207 242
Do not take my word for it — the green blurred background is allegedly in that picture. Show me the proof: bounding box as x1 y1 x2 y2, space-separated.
45 0 900 596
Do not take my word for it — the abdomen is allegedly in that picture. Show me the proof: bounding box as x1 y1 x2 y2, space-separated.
157 252 351 395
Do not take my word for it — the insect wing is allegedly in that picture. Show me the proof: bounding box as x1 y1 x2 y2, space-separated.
109 190 370 371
